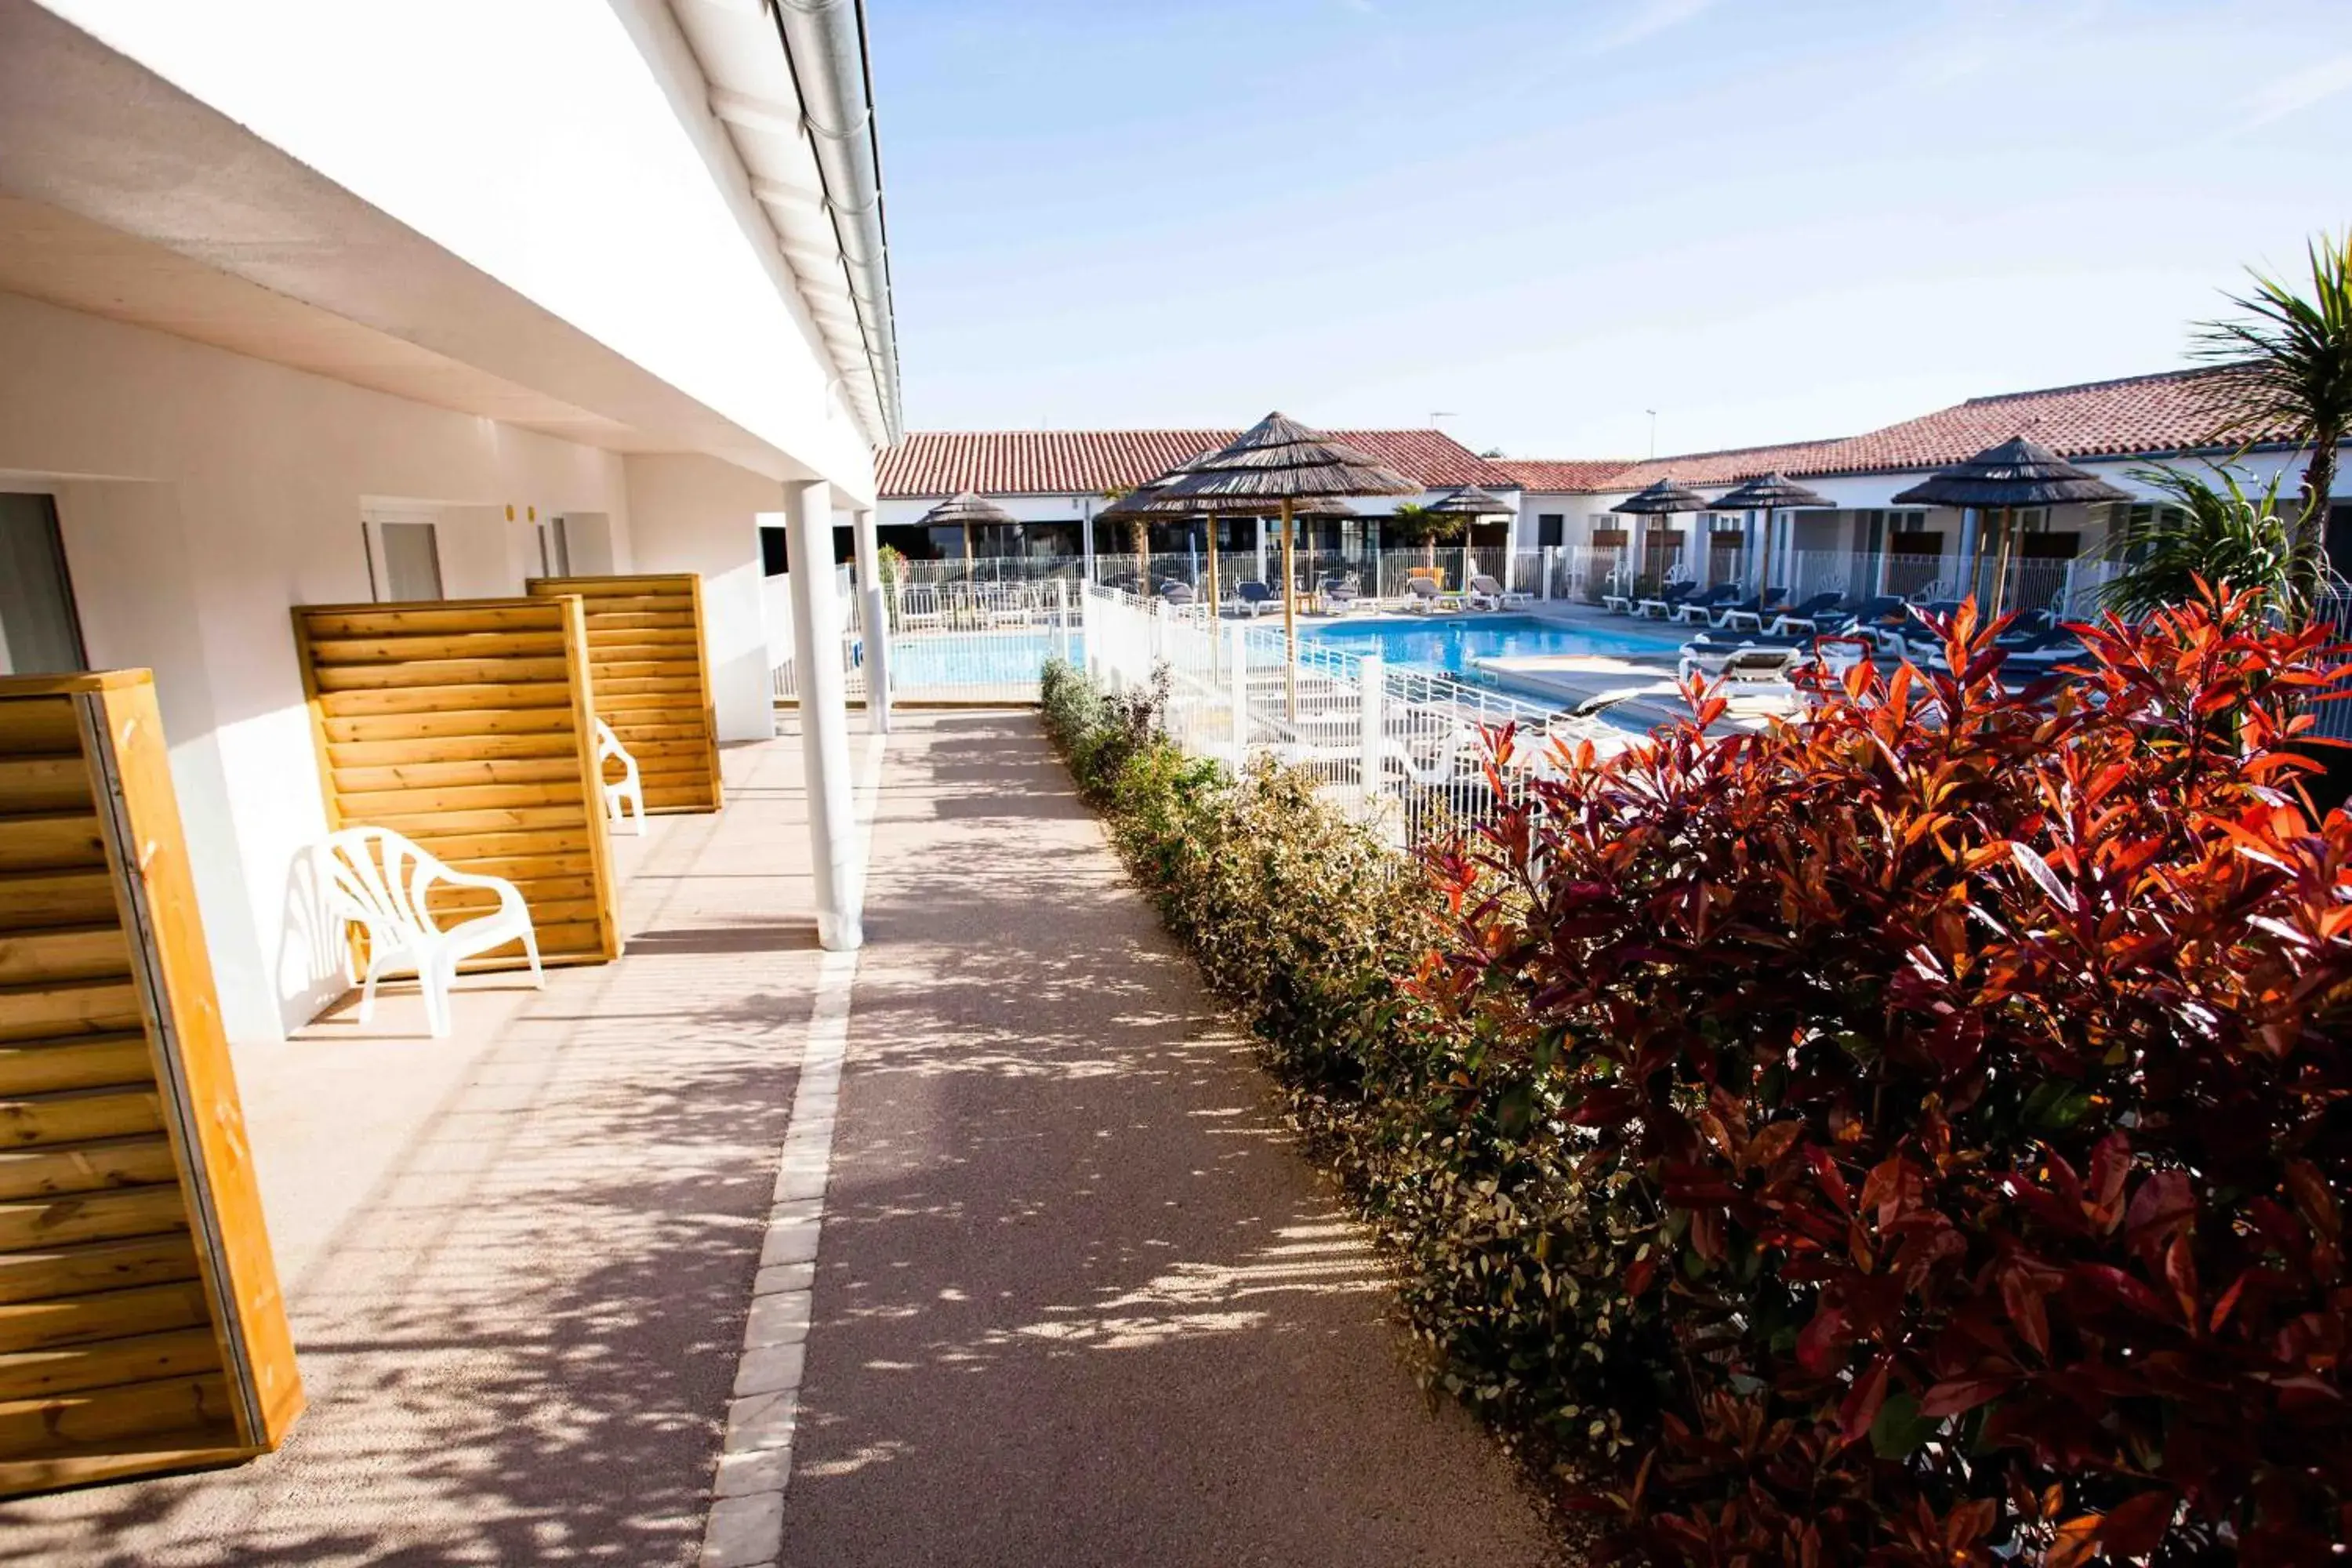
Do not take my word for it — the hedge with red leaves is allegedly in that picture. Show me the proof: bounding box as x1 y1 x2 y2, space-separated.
1421 589 2352 1565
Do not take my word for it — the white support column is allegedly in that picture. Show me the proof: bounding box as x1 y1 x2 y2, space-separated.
1054 578 1071 663
1254 517 1268 584
1540 545 1555 601
1080 498 1096 583
850 505 891 735
1357 653 1385 808
786 479 862 952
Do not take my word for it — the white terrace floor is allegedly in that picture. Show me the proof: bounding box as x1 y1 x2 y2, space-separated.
0 712 1552 1568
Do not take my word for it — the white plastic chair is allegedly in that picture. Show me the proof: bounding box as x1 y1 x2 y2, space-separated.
595 720 646 836
317 826 542 1038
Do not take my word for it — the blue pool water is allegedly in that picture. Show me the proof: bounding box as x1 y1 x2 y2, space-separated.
878 631 1065 689
1298 615 1672 678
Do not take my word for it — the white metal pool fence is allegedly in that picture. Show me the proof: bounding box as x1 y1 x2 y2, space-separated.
1078 585 1624 847
874 542 2117 619
772 578 1081 706
770 575 1626 844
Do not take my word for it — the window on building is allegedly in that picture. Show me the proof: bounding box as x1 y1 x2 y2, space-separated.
365 519 445 603
0 492 87 675
1537 513 1564 548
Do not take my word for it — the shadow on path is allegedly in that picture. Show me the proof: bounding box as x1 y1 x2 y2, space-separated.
780 711 1555 1568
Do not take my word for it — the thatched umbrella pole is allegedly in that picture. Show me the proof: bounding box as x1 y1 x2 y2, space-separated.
1988 505 2016 621
1892 438 2126 627
1710 474 1836 599
1204 513 1221 620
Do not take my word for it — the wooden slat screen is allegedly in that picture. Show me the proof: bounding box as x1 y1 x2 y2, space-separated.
292 597 620 967
525 575 722 814
0 670 302 1496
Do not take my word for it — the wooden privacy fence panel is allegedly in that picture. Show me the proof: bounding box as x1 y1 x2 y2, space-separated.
0 670 301 1496
526 575 723 814
292 597 620 967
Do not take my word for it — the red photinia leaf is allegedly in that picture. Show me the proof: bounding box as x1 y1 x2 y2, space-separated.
1838 1355 1892 1446
1797 1304 1849 1377
2048 1515 2102 1568
1917 1376 2012 1419
2097 1490 2178 1556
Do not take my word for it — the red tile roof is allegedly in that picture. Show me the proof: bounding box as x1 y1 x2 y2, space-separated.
1558 437 1859 495
1490 459 1638 493
1795 368 2269 478
884 370 2294 503
877 427 1519 498
1507 369 2288 495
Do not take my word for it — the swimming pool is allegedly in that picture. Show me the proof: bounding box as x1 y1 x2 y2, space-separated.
1298 615 1675 679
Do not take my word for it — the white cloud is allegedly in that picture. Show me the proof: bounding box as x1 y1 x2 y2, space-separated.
1589 0 1715 54
2241 52 2352 131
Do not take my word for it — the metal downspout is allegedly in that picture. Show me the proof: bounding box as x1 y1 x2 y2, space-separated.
770 0 902 444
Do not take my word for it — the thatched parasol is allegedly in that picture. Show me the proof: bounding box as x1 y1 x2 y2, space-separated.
1161 414 1415 710
916 490 1020 569
1890 437 2128 617
1610 477 1709 586
1425 485 1515 519
1102 466 1356 612
1709 473 1835 593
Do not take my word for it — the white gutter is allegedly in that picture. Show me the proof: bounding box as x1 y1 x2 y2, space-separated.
770 0 902 445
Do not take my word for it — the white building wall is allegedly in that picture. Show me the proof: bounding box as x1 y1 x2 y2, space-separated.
622 453 788 743
0 291 634 1044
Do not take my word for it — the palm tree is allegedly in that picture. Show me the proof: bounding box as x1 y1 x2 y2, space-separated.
1385 502 1464 572
2097 464 2315 622
2191 230 2352 611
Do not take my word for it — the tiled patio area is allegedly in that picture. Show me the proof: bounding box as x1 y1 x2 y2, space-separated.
0 736 834 1566
0 711 1549 1567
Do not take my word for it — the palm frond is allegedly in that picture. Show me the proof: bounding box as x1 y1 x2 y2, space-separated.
2190 230 2352 445
2097 463 2329 621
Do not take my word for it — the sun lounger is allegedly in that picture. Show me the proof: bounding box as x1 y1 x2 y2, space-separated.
1919 625 2084 674
1668 585 1741 624
1403 576 1464 614
1634 583 1700 619
1159 579 1196 607
1316 572 1366 613
1679 627 1869 681
1467 573 1531 612
1759 591 1844 634
1599 569 1640 615
1233 579 1279 618
1788 594 1901 640
1718 590 1801 632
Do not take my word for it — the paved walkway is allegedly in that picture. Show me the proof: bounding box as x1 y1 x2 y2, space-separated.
775 711 1551 1567
1 710 1553 1566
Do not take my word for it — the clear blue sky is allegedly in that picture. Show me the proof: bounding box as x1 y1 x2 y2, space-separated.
868 0 2352 460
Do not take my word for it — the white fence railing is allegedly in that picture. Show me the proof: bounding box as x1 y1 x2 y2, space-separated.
773 579 1080 706
1080 584 1624 847
884 543 2118 617
1558 545 2119 616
